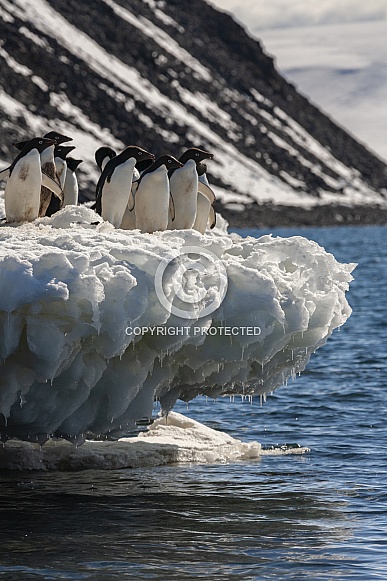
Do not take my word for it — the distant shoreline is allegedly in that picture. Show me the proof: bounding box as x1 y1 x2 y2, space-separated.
217 202 387 229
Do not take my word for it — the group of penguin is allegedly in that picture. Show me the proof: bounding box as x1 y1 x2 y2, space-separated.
0 130 217 234
0 132 81 223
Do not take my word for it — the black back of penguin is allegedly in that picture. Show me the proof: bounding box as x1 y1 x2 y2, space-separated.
95 147 116 171
95 145 155 215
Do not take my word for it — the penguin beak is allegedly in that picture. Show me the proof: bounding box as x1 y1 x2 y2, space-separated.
206 153 214 160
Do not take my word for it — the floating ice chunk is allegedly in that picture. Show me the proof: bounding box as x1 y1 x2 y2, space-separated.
0 206 355 442
0 411 310 471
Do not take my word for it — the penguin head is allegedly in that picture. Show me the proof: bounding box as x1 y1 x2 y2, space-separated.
197 162 208 177
12 139 29 151
144 155 183 175
121 146 155 163
23 137 57 154
66 158 83 172
44 131 73 144
54 145 76 160
135 158 154 173
179 148 214 165
95 147 116 171
159 155 184 171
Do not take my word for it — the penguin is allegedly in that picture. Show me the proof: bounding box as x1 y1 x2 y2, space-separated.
45 144 76 216
54 145 76 188
119 160 149 230
14 131 73 218
134 155 182 233
94 147 151 229
168 147 214 230
94 147 139 225
63 157 83 206
95 146 116 171
3 137 63 223
193 162 217 234
96 145 155 228
41 132 72 216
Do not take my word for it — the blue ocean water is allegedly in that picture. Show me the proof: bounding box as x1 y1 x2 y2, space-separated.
1 225 386 580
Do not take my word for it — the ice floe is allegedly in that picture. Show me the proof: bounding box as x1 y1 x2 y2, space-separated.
0 205 355 442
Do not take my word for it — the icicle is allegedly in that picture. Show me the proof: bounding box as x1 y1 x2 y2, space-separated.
260 394 263 407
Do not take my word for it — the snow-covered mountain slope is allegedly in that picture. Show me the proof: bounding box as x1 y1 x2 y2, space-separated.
0 0 386 219
259 20 387 163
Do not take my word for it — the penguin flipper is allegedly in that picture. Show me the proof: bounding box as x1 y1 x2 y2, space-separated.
128 182 138 211
41 172 64 199
209 206 216 229
0 167 10 180
95 165 114 215
198 181 216 204
169 193 175 222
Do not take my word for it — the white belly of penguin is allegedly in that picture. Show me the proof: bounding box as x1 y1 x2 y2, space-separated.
135 167 169 233
102 158 136 228
193 191 211 234
5 149 41 223
168 160 198 229
120 203 136 230
63 172 78 206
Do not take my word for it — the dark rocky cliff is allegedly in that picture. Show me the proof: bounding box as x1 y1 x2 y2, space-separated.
0 0 386 225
